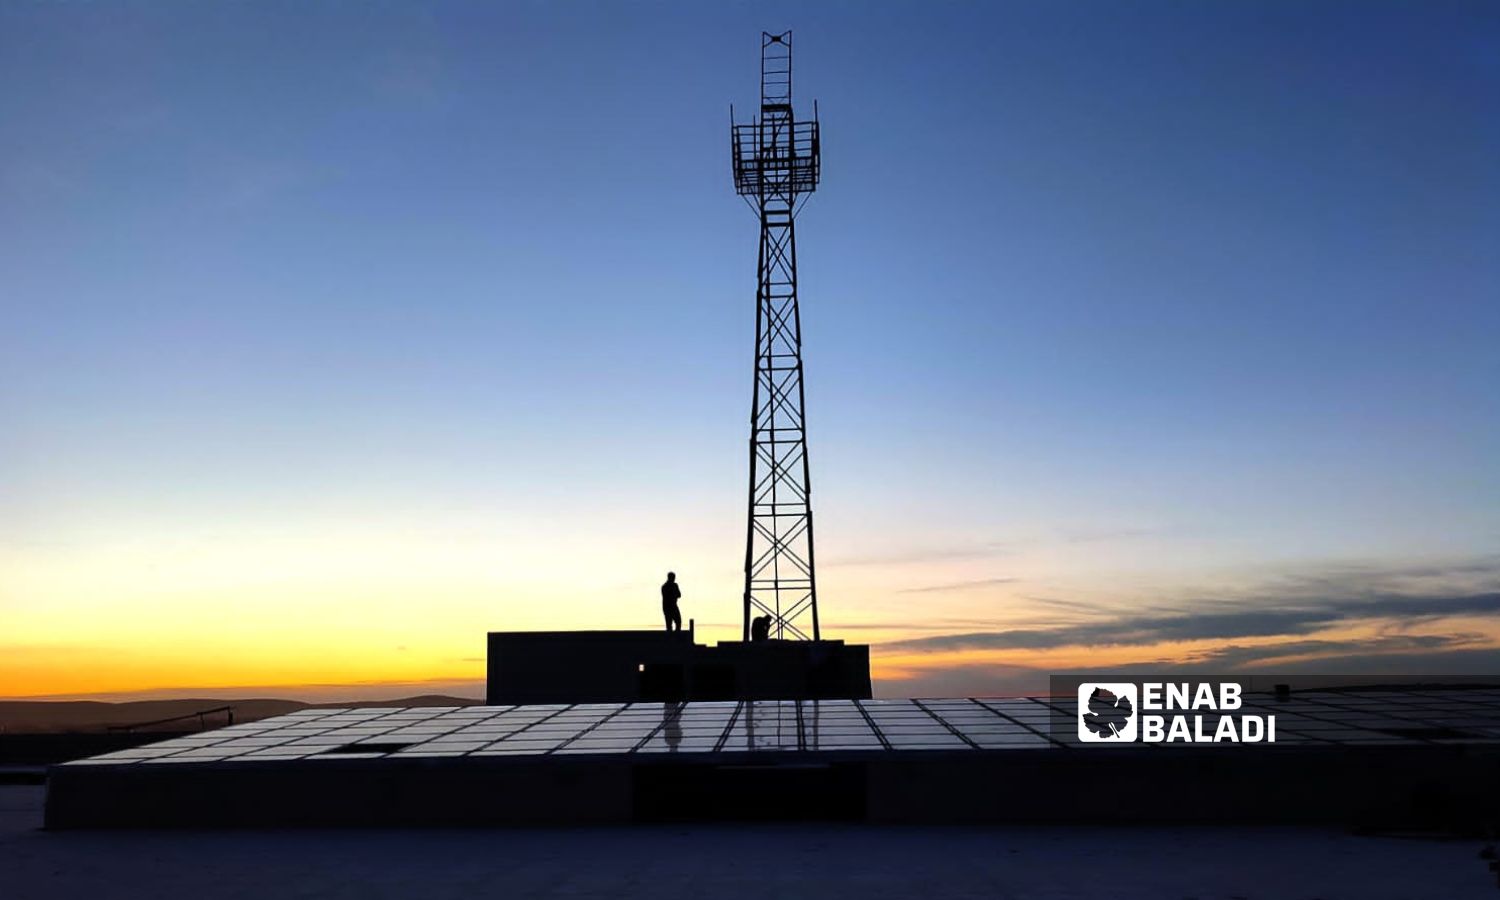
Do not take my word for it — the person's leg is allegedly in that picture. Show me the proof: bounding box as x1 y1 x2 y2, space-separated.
663 602 673 631
670 604 682 632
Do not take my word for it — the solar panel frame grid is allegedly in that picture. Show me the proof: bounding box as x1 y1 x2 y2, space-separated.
58 689 1500 767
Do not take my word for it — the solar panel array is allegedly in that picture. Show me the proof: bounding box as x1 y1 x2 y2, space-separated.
62 689 1500 767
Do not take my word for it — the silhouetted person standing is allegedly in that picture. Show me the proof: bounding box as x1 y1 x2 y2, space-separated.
661 572 683 632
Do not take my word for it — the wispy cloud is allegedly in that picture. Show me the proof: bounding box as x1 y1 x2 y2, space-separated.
897 577 1019 595
825 619 1030 633
881 590 1500 653
1021 596 1108 613
1183 632 1489 667
823 525 1171 569
878 646 1500 699
886 555 1500 651
1055 526 1167 544
822 542 1014 568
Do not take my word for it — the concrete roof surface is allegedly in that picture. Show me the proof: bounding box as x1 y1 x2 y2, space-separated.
3 786 1494 900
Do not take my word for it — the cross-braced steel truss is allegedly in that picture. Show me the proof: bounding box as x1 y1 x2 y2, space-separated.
731 32 822 641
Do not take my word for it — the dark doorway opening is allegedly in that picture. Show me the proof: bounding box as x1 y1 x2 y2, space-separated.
691 664 737 700
639 663 686 702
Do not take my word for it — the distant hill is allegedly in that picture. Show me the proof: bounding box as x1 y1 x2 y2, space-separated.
0 695 481 734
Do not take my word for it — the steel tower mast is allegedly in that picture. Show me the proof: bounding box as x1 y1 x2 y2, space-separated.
731 31 822 641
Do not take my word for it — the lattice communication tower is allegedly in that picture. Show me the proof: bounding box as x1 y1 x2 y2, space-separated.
730 31 823 641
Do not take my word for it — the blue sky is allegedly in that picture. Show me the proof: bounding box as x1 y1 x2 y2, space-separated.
2 2 1497 698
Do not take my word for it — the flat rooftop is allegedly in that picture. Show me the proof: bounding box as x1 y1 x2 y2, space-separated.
7 785 1497 900
42 688 1500 829
54 688 1500 761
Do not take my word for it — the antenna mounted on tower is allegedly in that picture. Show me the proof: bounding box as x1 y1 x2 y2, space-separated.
730 31 823 642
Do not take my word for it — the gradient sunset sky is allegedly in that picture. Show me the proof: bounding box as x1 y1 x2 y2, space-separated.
3 2 1497 701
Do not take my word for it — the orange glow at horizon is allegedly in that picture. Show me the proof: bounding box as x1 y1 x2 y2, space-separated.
870 617 1500 686
8 601 1497 700
5 524 1497 701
